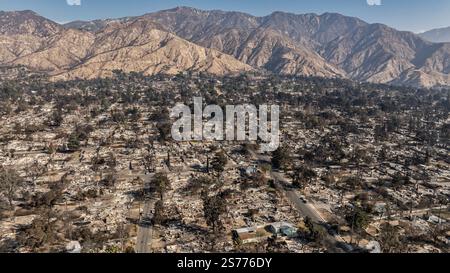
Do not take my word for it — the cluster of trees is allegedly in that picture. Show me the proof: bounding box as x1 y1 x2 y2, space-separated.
1 70 449 252
291 166 317 189
210 150 228 175
201 191 227 234
16 208 59 251
151 173 171 225
303 216 327 247
271 146 290 170
62 124 95 152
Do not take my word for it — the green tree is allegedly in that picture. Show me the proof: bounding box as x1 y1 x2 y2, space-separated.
211 151 228 176
271 146 290 170
153 173 170 201
157 122 171 143
304 216 325 242
67 133 80 151
153 200 165 225
292 166 317 188
187 176 212 194
347 206 370 232
202 192 227 233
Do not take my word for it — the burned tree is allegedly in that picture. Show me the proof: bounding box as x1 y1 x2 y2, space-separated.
0 167 24 210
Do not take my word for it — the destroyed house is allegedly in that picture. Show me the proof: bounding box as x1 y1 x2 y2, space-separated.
232 226 272 244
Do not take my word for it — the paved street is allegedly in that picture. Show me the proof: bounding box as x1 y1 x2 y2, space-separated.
135 174 155 253
271 170 352 252
272 172 326 222
251 150 352 252
135 200 154 253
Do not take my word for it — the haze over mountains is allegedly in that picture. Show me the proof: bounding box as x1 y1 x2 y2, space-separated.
0 7 449 87
419 27 450 43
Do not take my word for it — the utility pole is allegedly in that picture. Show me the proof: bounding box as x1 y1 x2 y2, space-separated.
140 177 145 222
167 151 171 168
409 201 413 221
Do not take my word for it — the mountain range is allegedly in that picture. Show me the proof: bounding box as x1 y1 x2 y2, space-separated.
419 27 450 43
0 7 449 87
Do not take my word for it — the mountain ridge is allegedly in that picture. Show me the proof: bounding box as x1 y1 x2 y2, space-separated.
1 7 450 87
0 9 252 81
419 26 450 43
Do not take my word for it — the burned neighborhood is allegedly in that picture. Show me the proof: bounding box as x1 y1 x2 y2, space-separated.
0 71 448 253
0 3 449 257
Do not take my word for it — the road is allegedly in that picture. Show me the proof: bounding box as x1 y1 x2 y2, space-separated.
252 151 352 252
134 174 155 253
271 170 353 252
135 200 154 253
133 150 258 252
272 172 326 222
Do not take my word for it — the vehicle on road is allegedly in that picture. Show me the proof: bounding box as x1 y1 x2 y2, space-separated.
299 196 308 204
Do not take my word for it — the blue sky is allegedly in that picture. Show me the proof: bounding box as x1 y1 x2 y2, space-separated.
0 0 449 33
